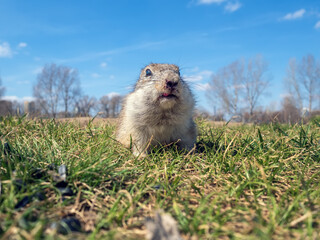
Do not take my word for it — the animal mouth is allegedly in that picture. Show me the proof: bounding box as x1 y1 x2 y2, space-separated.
160 93 178 99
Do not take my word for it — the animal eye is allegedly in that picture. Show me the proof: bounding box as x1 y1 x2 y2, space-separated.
145 69 152 77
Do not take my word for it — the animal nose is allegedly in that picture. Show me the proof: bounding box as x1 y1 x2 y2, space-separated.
166 80 178 89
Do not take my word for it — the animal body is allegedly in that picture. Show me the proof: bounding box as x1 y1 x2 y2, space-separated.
116 63 197 157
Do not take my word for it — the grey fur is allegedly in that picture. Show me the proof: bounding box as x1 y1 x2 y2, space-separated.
116 63 197 157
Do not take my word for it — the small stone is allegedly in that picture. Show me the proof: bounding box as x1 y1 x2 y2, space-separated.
145 211 182 240
58 186 74 197
48 164 66 182
61 218 81 232
50 217 82 235
58 165 67 182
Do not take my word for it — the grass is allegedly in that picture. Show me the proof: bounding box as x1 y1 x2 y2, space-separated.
0 116 319 239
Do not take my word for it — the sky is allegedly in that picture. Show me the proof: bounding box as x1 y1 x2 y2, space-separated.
0 0 319 113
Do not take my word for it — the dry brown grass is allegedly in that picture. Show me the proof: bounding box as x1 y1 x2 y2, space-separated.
56 117 245 128
57 117 119 127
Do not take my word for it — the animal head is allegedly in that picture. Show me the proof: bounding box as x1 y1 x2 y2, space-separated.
135 63 188 109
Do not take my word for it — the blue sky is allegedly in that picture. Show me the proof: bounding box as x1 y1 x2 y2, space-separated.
0 0 319 113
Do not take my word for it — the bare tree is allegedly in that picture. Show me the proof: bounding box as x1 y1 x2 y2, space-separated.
33 63 81 118
285 54 320 112
100 95 110 117
244 55 270 116
207 59 244 116
75 95 97 117
99 94 122 118
0 75 5 98
285 58 303 110
60 67 81 117
33 64 60 117
0 100 12 116
11 100 24 116
207 55 269 118
281 95 301 124
299 54 320 112
109 95 122 117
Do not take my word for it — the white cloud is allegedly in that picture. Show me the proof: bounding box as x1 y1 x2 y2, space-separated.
2 96 19 102
199 70 214 77
315 20 320 29
106 92 120 98
282 9 306 20
2 96 36 102
22 96 36 102
183 70 213 82
197 0 226 4
184 74 203 82
195 83 211 91
194 0 242 13
18 42 27 48
33 67 43 75
225 1 241 12
0 42 12 58
183 69 213 91
91 73 101 78
100 62 107 68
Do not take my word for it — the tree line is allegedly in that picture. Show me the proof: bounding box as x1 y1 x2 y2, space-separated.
0 63 122 118
33 64 123 118
204 54 320 123
1 54 320 123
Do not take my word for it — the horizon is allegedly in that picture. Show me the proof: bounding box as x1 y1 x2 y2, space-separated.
0 0 320 114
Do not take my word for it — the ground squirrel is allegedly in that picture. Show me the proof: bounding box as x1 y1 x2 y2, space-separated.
116 63 197 157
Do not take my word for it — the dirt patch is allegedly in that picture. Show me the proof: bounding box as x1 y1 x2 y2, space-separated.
56 118 246 127
57 117 119 127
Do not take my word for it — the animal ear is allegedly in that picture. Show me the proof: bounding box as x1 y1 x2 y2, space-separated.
173 65 180 74
145 68 152 77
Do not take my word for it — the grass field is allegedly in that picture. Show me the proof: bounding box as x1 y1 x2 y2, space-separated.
0 116 319 239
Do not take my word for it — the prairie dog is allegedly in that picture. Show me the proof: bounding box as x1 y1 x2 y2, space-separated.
116 63 197 156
